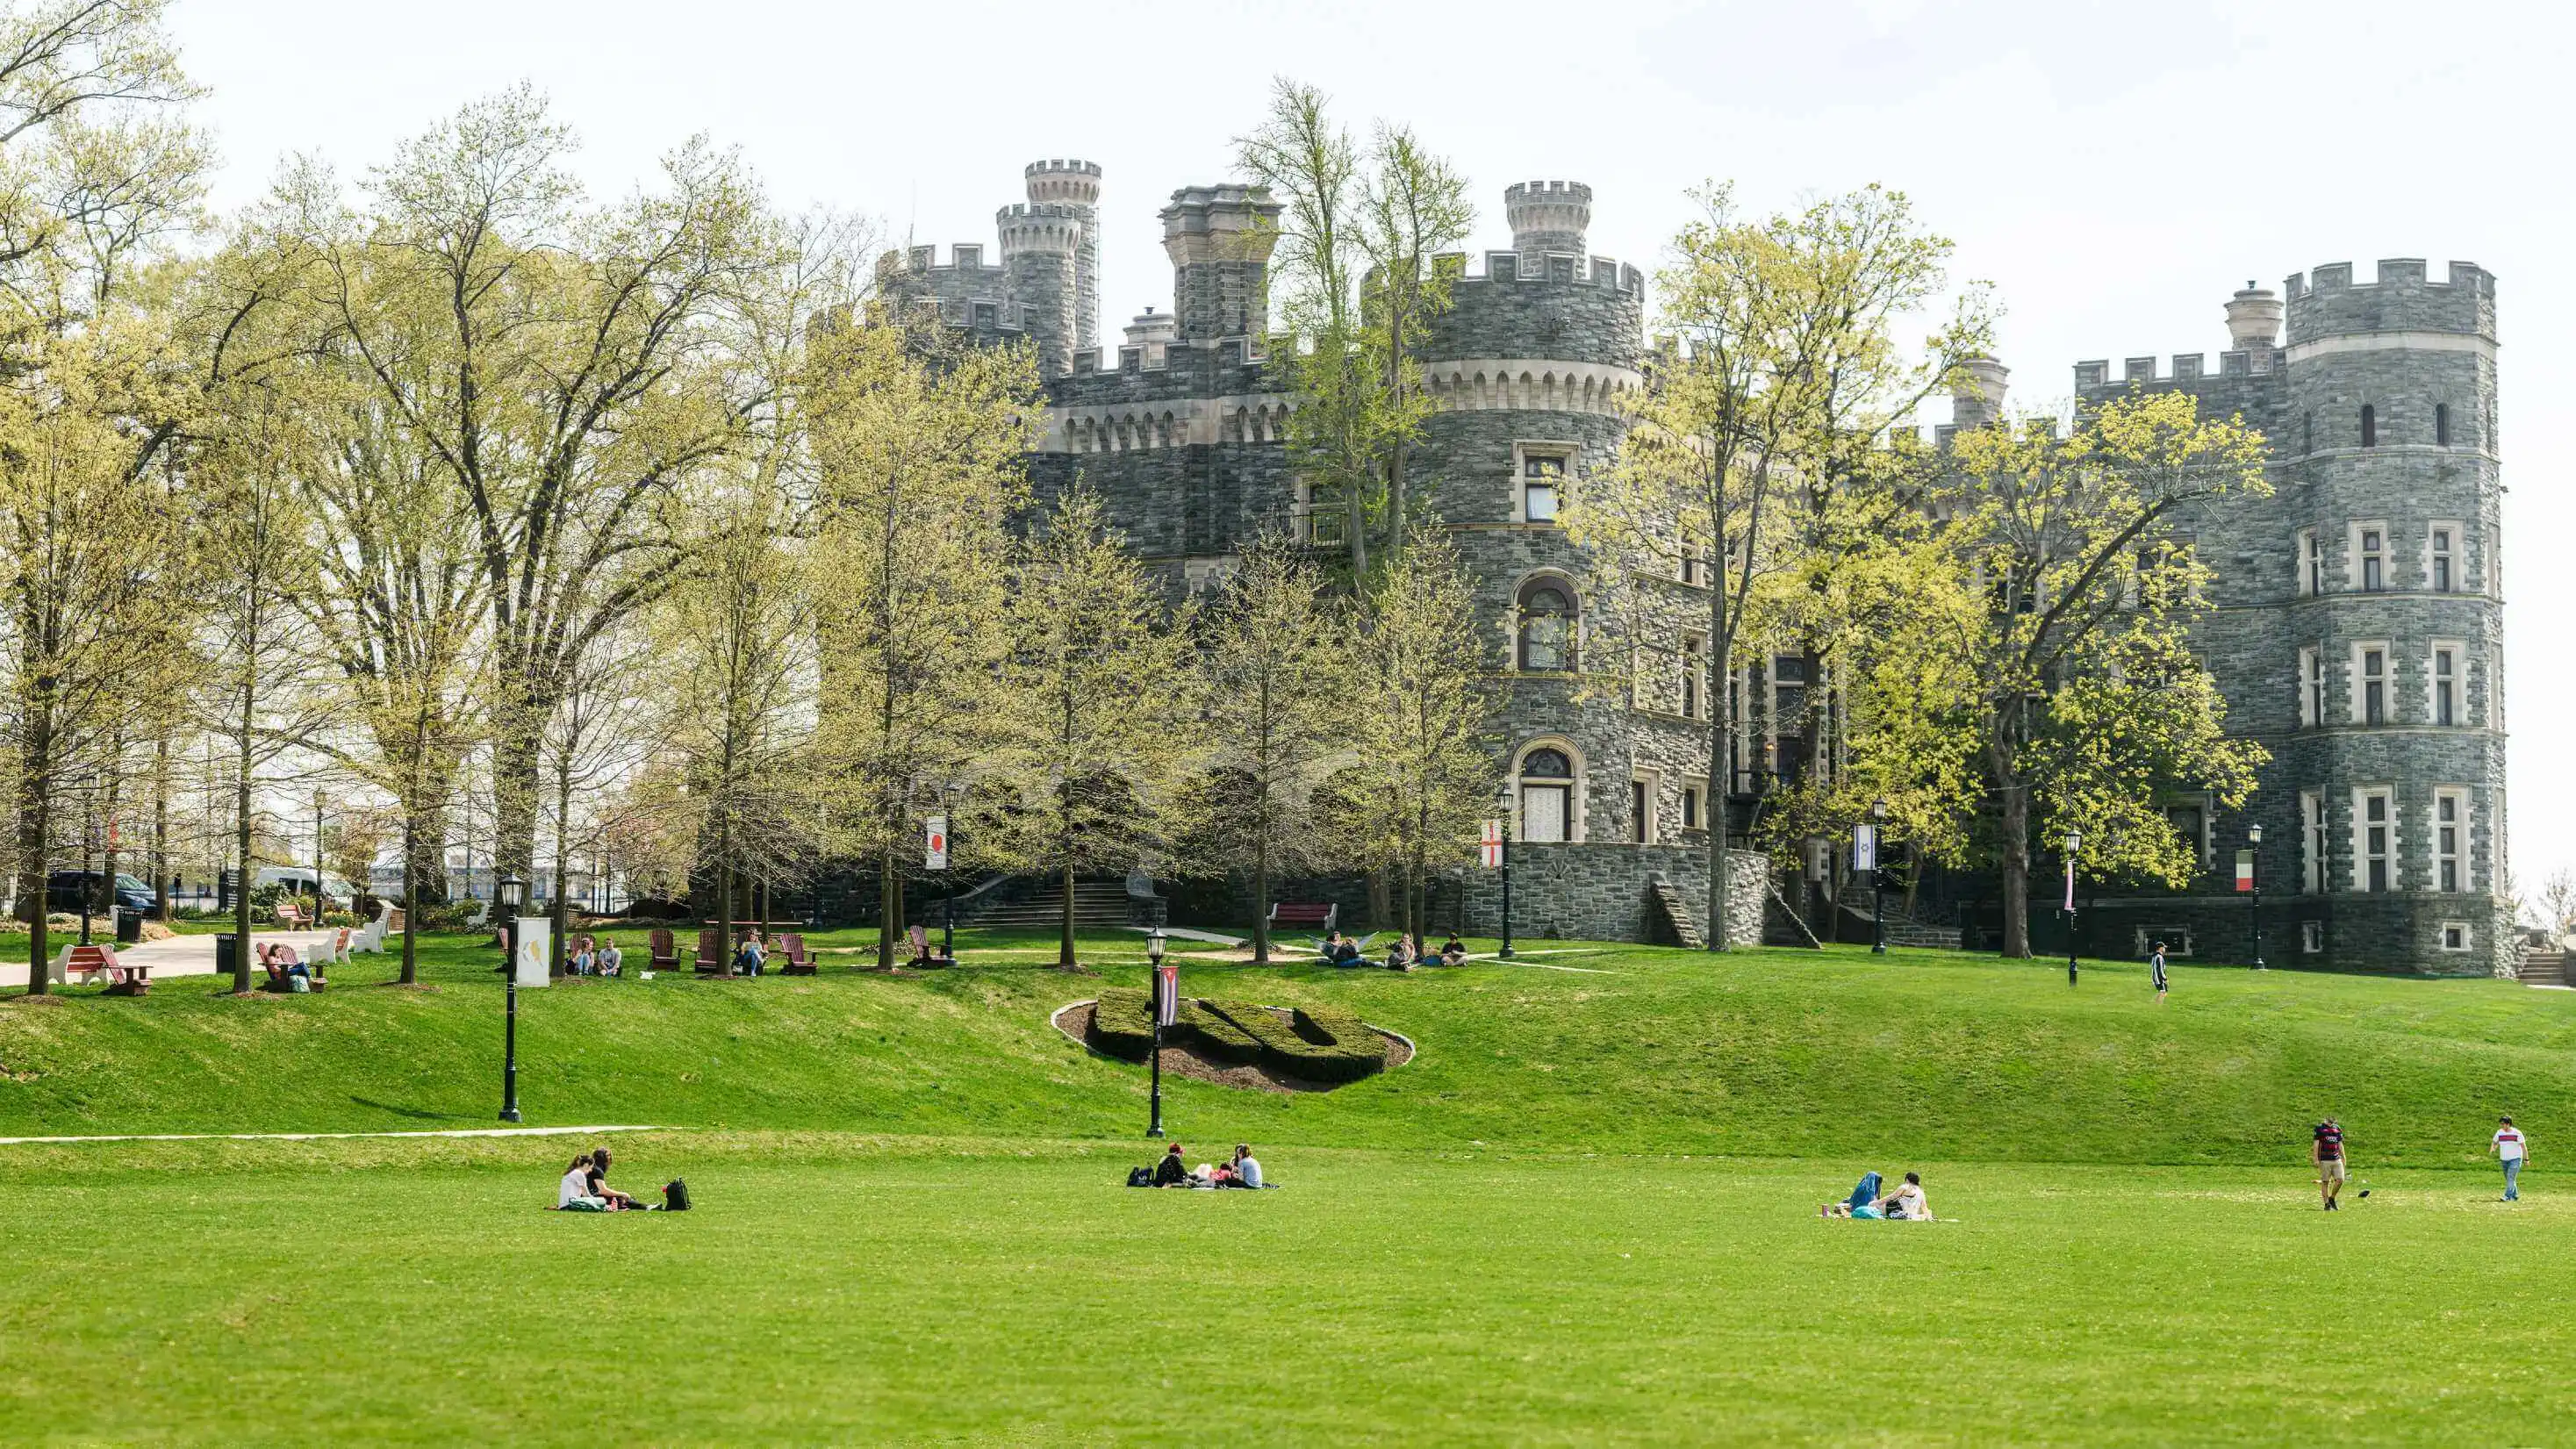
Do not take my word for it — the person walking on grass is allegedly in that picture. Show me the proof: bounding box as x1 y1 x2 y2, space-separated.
2149 940 2170 1002
2314 1117 2347 1210
2493 1115 2527 1202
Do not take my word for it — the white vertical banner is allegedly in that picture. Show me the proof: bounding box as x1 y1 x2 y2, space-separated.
1852 823 1877 873
1152 964 1179 1027
925 814 950 872
513 917 552 988
1480 820 1503 869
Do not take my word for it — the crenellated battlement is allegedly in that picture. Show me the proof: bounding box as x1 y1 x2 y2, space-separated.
1435 249 1643 296
2283 258 2495 344
2072 348 2278 391
995 202 1084 255
878 243 1007 276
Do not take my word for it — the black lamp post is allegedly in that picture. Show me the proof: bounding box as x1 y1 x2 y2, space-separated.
2063 830 2083 985
1495 781 1517 960
942 783 961 965
2248 821 2265 970
1144 927 1167 1139
498 872 525 1123
1869 798 1890 955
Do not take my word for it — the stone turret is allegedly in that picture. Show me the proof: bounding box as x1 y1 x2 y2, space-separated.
1121 307 1175 369
1159 183 1281 343
1950 355 2011 428
1024 160 1101 350
2224 280 2283 351
997 202 1080 378
1504 180 1591 262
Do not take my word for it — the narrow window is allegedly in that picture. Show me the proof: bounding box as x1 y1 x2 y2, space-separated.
2435 649 2457 726
2436 402 2450 446
2436 793 2462 893
2429 527 2455 592
2364 793 2391 893
1630 779 1650 844
1681 635 1705 719
2301 920 2324 954
2361 528 2384 592
2363 649 2386 725
1681 782 1702 831
1522 454 1565 523
2360 404 2376 447
2299 528 2321 597
1517 580 1575 671
2300 647 2322 728
2301 790 2327 894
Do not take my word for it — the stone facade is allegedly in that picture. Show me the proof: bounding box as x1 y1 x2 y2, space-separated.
879 161 2511 972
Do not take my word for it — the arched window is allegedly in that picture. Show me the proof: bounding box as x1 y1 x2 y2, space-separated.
2360 404 2377 448
1518 747 1575 843
2436 402 2450 446
1518 579 1575 671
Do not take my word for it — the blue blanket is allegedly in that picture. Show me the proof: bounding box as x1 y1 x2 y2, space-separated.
1845 1173 1883 1214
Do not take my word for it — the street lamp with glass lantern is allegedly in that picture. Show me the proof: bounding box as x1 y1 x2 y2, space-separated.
1144 927 1168 1138
497 872 526 1123
2247 822 2265 969
2063 830 2083 985
1495 780 1517 959
1869 798 1890 955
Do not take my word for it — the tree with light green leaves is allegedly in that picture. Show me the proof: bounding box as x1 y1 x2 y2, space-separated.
996 487 1202 970
1353 528 1495 951
1567 183 1989 950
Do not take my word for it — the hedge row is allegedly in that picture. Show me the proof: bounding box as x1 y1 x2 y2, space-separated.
1084 988 1388 1084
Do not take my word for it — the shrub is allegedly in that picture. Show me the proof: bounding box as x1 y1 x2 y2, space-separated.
1087 988 1388 1084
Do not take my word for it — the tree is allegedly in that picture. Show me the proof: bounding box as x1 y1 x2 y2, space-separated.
1885 391 2271 958
997 488 1202 969
1568 183 1988 949
1353 528 1495 949
1182 533 1349 964
283 87 792 893
806 319 1033 970
1237 79 1472 573
652 478 813 971
538 617 655 974
2530 868 2576 942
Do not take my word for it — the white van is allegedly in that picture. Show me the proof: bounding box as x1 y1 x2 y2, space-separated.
249 866 358 907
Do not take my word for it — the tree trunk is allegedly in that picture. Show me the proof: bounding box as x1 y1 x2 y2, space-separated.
398 812 420 986
1367 866 1391 934
491 725 543 891
549 755 572 979
100 732 122 943
1706 589 1734 950
233 721 255 993
713 807 735 978
1250 834 1271 966
17 699 54 994
152 735 170 923
1999 773 2032 959
876 839 898 972
1058 857 1076 970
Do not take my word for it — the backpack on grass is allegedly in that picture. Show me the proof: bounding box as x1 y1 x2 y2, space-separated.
1126 1166 1154 1187
662 1179 691 1211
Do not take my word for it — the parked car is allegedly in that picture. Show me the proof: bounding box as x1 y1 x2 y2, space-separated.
46 870 155 915
248 866 357 908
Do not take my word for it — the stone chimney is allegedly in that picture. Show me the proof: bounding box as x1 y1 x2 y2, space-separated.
2225 280 2284 351
1951 355 2011 428
1160 184 1282 343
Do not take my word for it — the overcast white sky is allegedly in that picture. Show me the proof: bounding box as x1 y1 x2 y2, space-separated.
170 0 2572 903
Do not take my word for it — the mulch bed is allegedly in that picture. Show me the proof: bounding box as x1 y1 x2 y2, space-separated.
1051 1001 1413 1095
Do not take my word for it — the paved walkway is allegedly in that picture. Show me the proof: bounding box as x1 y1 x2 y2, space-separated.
4 927 354 990
0 1124 671 1146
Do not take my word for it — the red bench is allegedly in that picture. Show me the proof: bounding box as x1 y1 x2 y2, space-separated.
1267 902 1338 933
65 944 147 996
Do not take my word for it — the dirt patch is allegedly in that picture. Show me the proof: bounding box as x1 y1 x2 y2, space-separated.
1051 1001 1411 1094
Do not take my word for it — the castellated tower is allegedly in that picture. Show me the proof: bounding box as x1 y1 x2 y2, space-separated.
1023 160 1101 350
996 202 1080 378
1159 184 1281 342
1504 180 1591 262
2072 258 2508 976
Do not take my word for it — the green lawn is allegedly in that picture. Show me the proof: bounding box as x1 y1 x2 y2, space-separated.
5 932 2573 1443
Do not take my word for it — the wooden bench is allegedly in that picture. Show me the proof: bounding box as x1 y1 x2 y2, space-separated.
778 931 815 975
63 943 147 996
1267 902 1338 933
273 900 310 930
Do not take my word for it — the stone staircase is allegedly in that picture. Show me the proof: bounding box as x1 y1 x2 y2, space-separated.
959 879 1130 931
2520 947 2568 987
1833 885 1964 950
1647 875 1704 950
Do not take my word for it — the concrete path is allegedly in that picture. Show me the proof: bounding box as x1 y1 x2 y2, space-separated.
0 1124 671 1146
4 927 355 990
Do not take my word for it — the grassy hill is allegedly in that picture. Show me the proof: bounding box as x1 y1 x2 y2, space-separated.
5 929 2571 1168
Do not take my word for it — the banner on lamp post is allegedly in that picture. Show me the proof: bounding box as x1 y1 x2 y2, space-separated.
2063 856 2076 913
1480 819 1503 869
2235 850 2256 893
1852 823 1876 872
925 815 948 872
1152 964 1179 1027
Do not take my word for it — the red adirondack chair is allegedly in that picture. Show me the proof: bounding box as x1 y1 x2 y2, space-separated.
693 927 728 976
779 932 814 975
649 928 679 972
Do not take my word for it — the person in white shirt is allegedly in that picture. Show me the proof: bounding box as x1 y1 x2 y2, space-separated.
557 1152 601 1209
2493 1116 2527 1202
597 938 622 976
1231 1144 1263 1188
1884 1171 1932 1221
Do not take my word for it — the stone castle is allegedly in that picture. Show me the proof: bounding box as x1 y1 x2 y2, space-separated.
877 159 2511 976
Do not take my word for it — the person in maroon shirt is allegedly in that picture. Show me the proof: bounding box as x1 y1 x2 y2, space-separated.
2313 1118 2346 1210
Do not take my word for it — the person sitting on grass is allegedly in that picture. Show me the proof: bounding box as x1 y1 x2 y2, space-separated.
585 1146 641 1210
1231 1144 1264 1188
1151 1143 1191 1187
1317 929 1345 965
1884 1172 1933 1221
1821 1171 1884 1219
597 937 622 977
1386 936 1415 972
557 1152 607 1211
1440 936 1467 966
570 939 596 976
